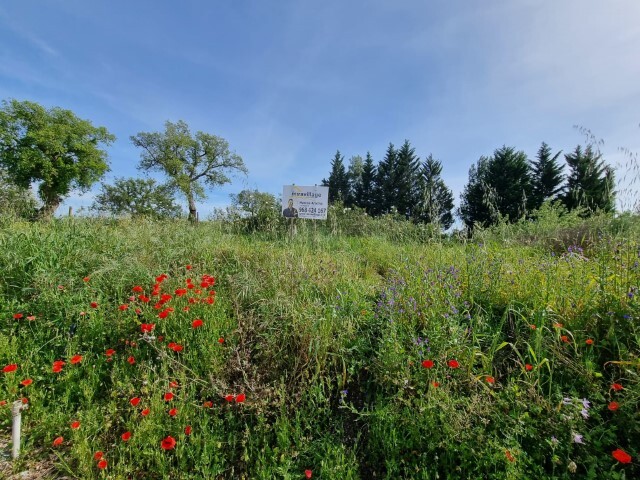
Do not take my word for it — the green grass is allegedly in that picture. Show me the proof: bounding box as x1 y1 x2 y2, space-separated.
0 214 638 479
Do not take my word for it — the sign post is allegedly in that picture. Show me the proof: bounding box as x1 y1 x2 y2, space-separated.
282 185 329 220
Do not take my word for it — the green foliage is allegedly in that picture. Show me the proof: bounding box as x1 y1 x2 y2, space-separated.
416 154 455 230
0 168 38 220
91 177 182 219
353 152 377 213
322 150 350 204
531 142 564 211
229 189 281 233
563 145 615 215
131 120 247 221
0 99 114 218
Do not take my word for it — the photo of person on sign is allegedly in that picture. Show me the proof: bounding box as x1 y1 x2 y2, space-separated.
282 198 299 218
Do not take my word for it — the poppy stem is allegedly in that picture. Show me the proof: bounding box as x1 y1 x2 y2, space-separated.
11 400 27 459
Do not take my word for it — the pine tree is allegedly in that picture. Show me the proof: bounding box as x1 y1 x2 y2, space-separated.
459 157 498 229
321 150 350 204
531 142 564 210
562 145 615 214
346 155 364 208
354 152 377 213
375 143 398 214
395 140 422 218
417 155 454 229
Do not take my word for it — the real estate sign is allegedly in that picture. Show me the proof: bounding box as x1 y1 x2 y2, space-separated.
282 185 329 220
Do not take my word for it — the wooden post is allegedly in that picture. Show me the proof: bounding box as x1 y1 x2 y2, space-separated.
68 206 73 217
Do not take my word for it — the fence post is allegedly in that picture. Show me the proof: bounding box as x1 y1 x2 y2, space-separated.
12 400 27 459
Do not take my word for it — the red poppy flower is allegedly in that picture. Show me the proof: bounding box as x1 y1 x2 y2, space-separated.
184 425 192 435
529 324 536 330
2 364 17 373
612 383 624 391
70 421 80 429
224 394 235 402
236 393 246 403
52 436 64 446
132 286 144 293
13 313 23 320
158 310 170 319
553 323 563 328
141 408 150 417
421 360 434 369
204 297 215 305
20 378 33 387
203 401 213 408
447 359 460 369
186 265 192 270
175 288 187 297
90 302 98 308
164 392 174 401
21 397 28 404
141 323 155 333
168 408 178 417
121 431 131 442
169 381 178 388
218 337 224 344
305 470 312 479
94 451 103 461
505 450 515 462
130 397 141 407
105 349 116 357
432 381 440 388
172 344 183 352
192 319 203 328
608 401 619 411
161 435 176 450
97 459 108 469
525 364 533 371
585 339 594 345
52 364 64 373
560 335 569 343
128 356 136 365
0 400 6 406
70 355 82 364
486 376 495 384
27 315 36 321
119 304 129 311
612 448 632 464
139 295 150 303
183 306 190 312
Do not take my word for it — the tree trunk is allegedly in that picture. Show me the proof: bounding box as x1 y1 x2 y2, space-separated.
188 195 197 223
37 196 61 220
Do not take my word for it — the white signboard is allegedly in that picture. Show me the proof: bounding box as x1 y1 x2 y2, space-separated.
282 185 329 220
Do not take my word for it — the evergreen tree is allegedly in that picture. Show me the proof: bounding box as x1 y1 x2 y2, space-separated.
374 143 398 214
346 155 364 208
321 150 350 204
531 142 564 210
417 154 454 229
459 146 532 229
562 145 615 214
395 140 422 218
354 152 377 213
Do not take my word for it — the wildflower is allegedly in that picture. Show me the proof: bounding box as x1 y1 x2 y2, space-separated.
139 295 150 303
203 401 213 408
97 460 108 469
421 360 434 369
186 265 192 270
128 356 135 365
0 400 6 406
611 383 624 391
431 381 440 388
550 436 558 445
486 376 495 384
13 313 23 319
52 361 65 373
612 448 632 464
561 335 569 343
572 433 584 444
192 319 203 328
218 337 224 344
164 392 174 401
140 323 155 333
141 408 150 417
169 381 179 388
71 421 81 429
608 401 619 411
27 315 36 321
132 285 144 293
447 359 460 369
119 304 129 311
161 435 176 450
529 324 536 330
52 436 64 446
184 425 192 435
130 397 141 407
525 364 533 371
585 339 594 345
105 349 116 357
90 302 98 308
20 378 33 387
224 394 235 402
305 470 313 479
580 409 589 419
168 408 178 417
582 398 591 409
2 364 17 373
562 397 573 405
94 451 103 461
70 355 82 364
236 393 246 403
121 431 131 442
505 450 515 462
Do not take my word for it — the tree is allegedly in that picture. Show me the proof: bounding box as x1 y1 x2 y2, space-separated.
459 146 532 229
131 120 247 221
91 177 182 219
321 150 350 204
346 155 364 208
230 189 280 232
562 145 615 214
353 152 377 213
531 142 564 210
375 143 398 214
416 155 454 229
0 99 114 218
394 140 422 218
0 168 38 219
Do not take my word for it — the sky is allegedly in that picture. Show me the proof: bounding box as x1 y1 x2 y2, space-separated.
1 0 639 216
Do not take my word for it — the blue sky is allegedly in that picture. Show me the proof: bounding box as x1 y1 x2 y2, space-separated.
1 0 639 216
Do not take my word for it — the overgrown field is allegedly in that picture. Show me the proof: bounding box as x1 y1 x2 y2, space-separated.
0 215 639 479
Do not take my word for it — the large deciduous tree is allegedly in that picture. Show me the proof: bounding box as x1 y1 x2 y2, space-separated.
0 99 114 218
91 177 182 219
131 120 247 221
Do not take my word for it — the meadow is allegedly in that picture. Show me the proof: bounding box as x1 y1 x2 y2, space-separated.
0 209 638 479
